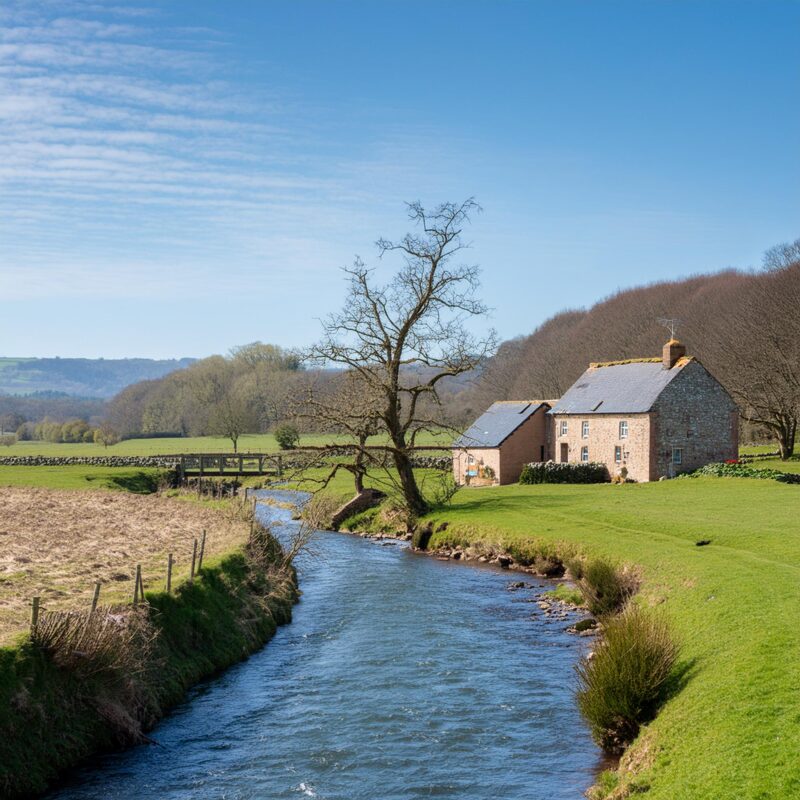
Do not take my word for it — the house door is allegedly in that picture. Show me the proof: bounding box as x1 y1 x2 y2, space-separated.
560 443 569 462
540 445 545 461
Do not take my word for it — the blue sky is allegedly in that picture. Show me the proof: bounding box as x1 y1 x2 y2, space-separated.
1 0 798 359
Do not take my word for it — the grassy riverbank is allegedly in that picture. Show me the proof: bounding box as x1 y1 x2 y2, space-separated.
0 545 297 797
0 478 297 797
420 478 800 799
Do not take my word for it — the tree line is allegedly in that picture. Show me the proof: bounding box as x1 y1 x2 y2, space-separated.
104 343 304 452
463 239 800 459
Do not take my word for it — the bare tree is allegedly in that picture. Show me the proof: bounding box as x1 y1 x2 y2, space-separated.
699 259 800 458
306 199 496 516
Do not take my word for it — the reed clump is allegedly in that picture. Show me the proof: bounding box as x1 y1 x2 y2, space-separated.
578 558 638 617
576 606 679 753
30 606 157 680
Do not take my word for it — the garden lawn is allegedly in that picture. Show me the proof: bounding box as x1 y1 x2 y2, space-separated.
425 478 800 800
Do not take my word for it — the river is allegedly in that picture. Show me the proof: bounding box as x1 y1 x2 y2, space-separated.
47 489 603 799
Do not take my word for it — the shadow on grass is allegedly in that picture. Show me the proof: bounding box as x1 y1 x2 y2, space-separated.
84 470 161 494
663 656 698 705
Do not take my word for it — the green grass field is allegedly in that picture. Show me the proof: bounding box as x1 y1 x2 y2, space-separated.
0 465 165 491
423 478 800 799
0 430 451 457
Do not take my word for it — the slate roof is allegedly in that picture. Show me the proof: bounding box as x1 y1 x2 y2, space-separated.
549 358 694 415
453 401 547 449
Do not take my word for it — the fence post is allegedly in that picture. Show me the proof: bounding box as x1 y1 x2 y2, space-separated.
190 539 197 582
91 581 101 612
133 564 141 606
277 455 283 477
138 567 146 604
166 553 173 593
198 530 206 573
30 596 40 635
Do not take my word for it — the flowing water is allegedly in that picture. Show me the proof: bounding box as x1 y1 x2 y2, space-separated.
47 490 604 799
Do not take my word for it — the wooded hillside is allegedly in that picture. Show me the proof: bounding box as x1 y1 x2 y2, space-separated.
464 240 800 455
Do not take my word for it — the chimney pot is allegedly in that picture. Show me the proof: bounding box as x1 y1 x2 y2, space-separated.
662 339 686 369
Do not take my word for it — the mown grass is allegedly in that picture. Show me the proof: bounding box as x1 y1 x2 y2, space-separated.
0 429 450 457
423 478 800 799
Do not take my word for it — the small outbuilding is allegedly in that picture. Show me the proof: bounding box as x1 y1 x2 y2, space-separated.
452 401 551 485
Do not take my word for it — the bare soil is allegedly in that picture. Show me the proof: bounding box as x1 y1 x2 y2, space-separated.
0 487 249 643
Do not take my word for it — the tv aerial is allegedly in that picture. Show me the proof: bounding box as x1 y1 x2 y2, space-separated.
657 318 682 339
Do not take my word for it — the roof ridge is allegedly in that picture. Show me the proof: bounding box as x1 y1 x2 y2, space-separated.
588 355 695 369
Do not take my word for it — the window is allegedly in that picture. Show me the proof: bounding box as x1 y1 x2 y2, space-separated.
560 420 568 436
619 420 628 439
468 454 475 465
672 447 683 465
582 420 590 438
614 446 622 464
581 446 589 463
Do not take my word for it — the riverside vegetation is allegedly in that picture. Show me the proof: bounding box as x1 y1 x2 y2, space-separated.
307 465 800 800
0 482 299 797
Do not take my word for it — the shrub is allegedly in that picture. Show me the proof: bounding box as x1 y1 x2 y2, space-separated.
0 434 14 447
680 461 800 484
273 424 300 450
579 558 637 617
576 606 679 753
519 461 609 484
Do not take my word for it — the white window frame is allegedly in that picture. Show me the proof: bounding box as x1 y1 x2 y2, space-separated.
467 454 475 465
614 445 622 464
581 446 589 463
619 420 628 439
560 420 568 436
582 420 590 438
672 447 683 465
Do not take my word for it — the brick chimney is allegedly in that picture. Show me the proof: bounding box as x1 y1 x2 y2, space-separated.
662 338 686 369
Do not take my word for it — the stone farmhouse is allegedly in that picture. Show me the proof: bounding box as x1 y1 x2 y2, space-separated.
452 339 739 485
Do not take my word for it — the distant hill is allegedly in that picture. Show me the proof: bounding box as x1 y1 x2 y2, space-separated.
0 357 195 398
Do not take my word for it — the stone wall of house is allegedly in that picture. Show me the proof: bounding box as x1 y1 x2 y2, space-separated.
452 447 502 486
549 413 653 482
452 408 549 486
651 360 739 477
497 408 549 484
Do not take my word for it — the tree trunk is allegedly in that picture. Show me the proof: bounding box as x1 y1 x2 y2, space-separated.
393 448 428 517
777 418 796 460
231 435 238 453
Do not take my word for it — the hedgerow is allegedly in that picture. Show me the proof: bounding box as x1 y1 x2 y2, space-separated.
519 461 609 484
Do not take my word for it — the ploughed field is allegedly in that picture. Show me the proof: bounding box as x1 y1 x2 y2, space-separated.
0 487 248 644
424 476 800 799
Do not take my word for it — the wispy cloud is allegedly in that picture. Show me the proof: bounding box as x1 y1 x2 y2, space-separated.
0 0 454 305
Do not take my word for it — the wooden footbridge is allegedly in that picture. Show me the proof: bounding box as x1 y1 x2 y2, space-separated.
177 453 285 480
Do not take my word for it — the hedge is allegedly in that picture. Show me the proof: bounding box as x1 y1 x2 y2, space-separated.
519 461 609 484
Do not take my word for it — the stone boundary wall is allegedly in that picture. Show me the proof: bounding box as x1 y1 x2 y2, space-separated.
0 455 181 468
0 453 453 470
